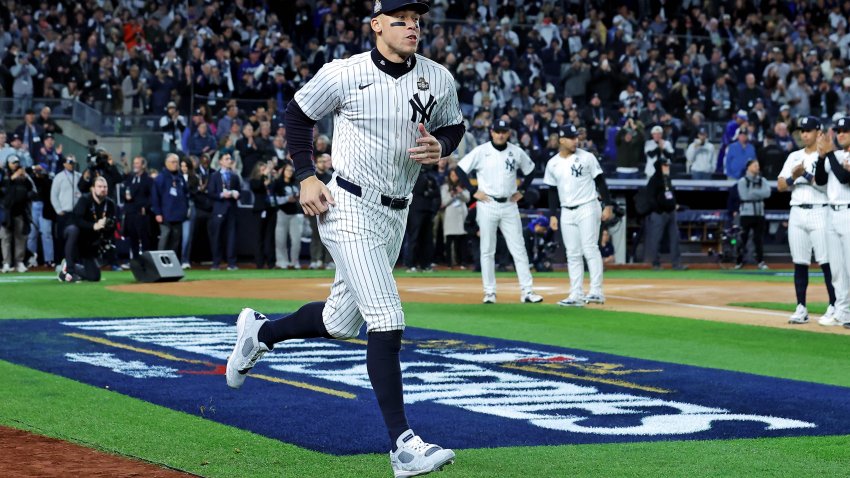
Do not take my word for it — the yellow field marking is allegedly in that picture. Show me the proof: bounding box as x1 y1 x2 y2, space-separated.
66 333 355 399
502 363 671 394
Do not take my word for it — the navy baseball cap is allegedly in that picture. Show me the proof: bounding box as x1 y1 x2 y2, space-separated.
697 126 708 135
558 124 579 139
799 116 822 131
835 117 850 132
372 0 430 18
491 119 511 132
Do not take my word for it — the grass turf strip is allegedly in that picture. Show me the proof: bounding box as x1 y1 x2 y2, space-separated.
1 361 848 478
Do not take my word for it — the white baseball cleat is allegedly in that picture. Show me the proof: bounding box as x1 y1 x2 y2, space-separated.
584 292 605 304
788 304 809 324
521 292 543 303
818 305 841 326
482 293 496 304
226 308 270 389
389 430 455 478
557 295 585 307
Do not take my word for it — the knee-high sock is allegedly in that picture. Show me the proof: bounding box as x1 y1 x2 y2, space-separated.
367 330 409 450
257 302 331 348
794 264 809 306
821 263 836 305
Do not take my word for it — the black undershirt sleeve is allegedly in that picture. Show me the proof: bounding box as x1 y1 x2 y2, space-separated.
454 166 476 193
594 174 613 205
284 100 319 182
431 123 465 157
828 152 850 184
815 153 829 185
518 172 536 193
548 187 560 219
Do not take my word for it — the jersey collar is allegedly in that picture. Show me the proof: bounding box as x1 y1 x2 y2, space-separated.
371 48 416 79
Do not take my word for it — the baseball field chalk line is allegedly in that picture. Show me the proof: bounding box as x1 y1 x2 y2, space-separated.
66 333 356 399
605 296 790 317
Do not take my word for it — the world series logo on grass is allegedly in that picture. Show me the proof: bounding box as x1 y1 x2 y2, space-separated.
0 316 846 454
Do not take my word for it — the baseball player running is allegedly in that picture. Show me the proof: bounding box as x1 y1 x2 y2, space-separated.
544 124 614 306
225 2 463 476
814 117 850 327
777 116 836 324
457 119 544 304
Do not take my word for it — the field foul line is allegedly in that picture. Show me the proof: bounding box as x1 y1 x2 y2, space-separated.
605 295 789 317
65 332 356 400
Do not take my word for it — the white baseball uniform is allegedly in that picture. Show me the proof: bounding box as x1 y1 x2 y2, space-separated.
779 148 829 265
822 150 850 315
458 141 536 297
544 148 605 298
294 51 462 337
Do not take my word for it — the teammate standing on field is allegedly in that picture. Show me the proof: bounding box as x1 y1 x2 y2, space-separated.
777 116 837 324
814 117 850 327
225 1 463 476
457 119 544 304
544 124 614 306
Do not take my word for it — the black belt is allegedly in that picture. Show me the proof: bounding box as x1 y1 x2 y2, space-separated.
336 176 409 210
831 204 850 211
795 204 828 209
490 196 508 203
562 205 581 210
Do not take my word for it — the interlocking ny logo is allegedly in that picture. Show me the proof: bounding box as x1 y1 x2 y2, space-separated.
410 93 436 123
505 158 517 172
571 164 584 177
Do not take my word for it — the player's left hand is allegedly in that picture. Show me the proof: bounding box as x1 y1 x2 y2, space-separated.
408 123 442 165
601 205 613 222
510 191 523 202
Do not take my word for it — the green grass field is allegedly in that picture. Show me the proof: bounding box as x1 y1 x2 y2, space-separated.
2 269 849 477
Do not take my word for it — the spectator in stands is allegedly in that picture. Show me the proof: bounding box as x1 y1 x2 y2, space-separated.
725 127 757 180
599 228 614 265
615 117 645 177
34 133 63 175
7 134 32 170
50 155 81 264
207 152 240 271
735 159 771 270
179 158 200 269
774 121 797 153
160 101 186 153
405 167 441 273
188 122 217 157
1 156 34 273
37 107 62 136
307 153 333 270
151 153 189 261
0 132 13 168
236 123 263 179
121 65 144 116
216 103 242 141
122 155 153 262
686 127 716 179
645 157 687 271
644 125 675 177
14 110 43 154
272 162 303 270
11 52 37 114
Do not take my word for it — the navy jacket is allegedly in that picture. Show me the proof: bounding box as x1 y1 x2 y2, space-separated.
122 172 153 215
150 169 189 223
207 169 242 215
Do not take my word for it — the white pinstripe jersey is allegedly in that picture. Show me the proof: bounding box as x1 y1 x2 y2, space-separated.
824 149 850 204
543 148 603 208
779 148 827 206
456 142 534 198
294 51 462 198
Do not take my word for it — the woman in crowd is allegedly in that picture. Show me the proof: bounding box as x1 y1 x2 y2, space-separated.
272 162 304 269
179 157 200 269
249 161 277 269
440 168 471 269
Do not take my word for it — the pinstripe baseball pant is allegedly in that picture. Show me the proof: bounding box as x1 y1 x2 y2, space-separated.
788 205 828 265
476 200 534 296
827 206 850 314
318 180 409 337
560 201 603 297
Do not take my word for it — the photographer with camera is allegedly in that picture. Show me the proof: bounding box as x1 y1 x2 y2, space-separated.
11 52 37 114
736 159 771 270
78 143 123 202
57 176 117 282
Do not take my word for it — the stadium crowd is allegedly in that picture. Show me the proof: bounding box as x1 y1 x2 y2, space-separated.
1 0 850 275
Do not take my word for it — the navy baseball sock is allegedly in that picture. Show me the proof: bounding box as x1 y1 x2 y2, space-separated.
794 264 809 306
821 263 836 305
366 330 409 451
257 302 332 349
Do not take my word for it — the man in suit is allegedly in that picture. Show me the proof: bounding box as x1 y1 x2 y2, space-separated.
122 155 154 259
151 153 189 259
207 152 241 270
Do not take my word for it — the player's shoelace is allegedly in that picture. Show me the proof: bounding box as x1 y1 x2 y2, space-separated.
404 435 438 455
238 349 267 374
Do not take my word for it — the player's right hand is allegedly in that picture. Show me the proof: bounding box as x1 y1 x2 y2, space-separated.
549 216 559 231
300 175 335 216
473 190 491 202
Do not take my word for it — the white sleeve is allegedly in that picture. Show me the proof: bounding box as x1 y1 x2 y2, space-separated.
778 153 795 179
457 146 478 173
588 152 603 178
293 60 345 121
427 66 464 130
543 159 558 186
518 148 535 175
